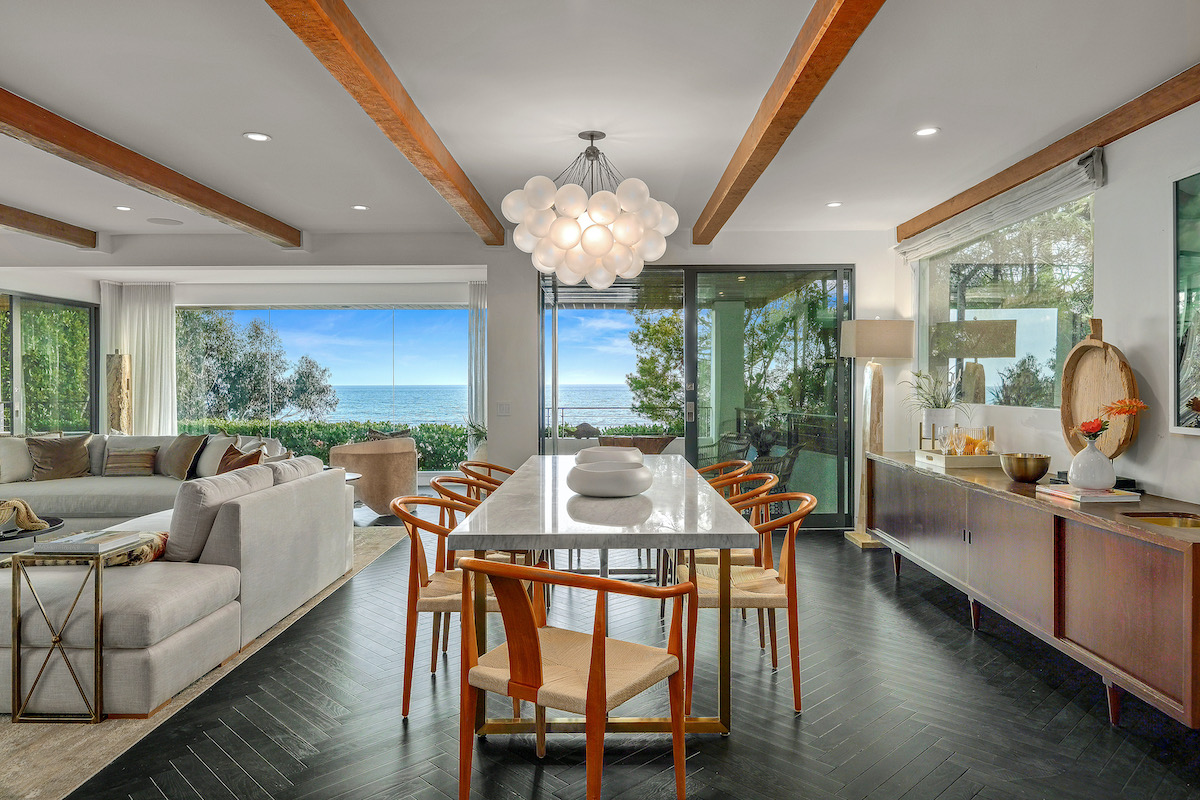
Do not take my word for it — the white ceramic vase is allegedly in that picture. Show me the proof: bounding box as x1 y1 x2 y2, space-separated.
1067 439 1116 490
566 462 653 497
575 446 643 465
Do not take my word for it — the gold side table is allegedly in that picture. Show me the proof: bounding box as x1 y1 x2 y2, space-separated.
11 543 139 724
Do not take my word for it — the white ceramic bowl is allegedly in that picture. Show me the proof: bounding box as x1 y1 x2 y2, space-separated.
566 494 654 527
575 446 644 465
566 462 654 497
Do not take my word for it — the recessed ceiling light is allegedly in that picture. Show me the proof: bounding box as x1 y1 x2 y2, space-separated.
914 127 941 137
146 217 184 226
351 204 370 211
114 205 132 211
826 201 843 208
242 132 272 142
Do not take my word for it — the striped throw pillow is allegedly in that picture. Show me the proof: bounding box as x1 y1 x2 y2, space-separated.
104 447 159 477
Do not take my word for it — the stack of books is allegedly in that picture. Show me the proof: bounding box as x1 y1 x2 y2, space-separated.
1035 484 1141 503
31 530 143 554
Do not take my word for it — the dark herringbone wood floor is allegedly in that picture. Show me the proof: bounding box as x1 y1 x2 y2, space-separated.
69 532 1200 800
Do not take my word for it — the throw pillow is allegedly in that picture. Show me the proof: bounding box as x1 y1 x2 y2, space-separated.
160 433 208 480
217 444 265 474
27 434 92 481
263 451 293 463
194 434 236 478
104 446 159 477
367 428 411 440
0 437 34 483
236 435 287 458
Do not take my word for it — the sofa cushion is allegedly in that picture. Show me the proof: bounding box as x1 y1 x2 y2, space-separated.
167 465 272 561
107 509 174 533
266 454 324 485
0 437 34 483
104 434 181 476
3 561 240 648
28 434 93 481
0 475 182 518
160 433 207 480
194 434 236 478
104 446 158 477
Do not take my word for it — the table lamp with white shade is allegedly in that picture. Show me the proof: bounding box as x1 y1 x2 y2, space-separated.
840 318 915 548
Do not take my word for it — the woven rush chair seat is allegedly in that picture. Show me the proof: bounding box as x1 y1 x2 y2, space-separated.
677 564 785 608
417 569 501 613
469 626 678 715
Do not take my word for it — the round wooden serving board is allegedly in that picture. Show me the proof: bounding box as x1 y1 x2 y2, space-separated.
1060 319 1140 458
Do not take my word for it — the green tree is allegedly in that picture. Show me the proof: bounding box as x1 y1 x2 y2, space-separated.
626 309 684 429
176 310 338 422
990 354 1057 407
20 300 92 432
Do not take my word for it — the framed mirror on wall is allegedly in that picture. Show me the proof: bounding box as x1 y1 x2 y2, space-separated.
1175 169 1200 434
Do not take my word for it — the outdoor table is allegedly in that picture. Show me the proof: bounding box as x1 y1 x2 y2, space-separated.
446 453 759 736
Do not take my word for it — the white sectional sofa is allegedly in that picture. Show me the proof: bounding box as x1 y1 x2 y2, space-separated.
2 455 354 717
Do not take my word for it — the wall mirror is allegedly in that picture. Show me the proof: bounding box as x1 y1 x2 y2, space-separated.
1176 170 1200 433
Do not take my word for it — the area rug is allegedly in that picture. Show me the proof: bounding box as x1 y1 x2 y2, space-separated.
0 525 407 800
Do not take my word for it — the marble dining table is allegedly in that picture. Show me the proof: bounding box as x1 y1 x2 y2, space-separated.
446 453 760 736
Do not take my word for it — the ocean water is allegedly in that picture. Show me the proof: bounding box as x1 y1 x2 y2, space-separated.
328 384 652 428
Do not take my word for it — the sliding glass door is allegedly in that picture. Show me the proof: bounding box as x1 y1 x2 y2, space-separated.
0 293 98 434
686 268 852 529
540 266 853 529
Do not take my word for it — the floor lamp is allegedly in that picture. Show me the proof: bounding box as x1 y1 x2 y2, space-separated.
840 319 915 549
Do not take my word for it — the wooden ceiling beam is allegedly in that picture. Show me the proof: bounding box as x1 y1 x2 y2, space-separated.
692 0 888 245
0 202 96 248
265 0 505 246
0 88 303 248
897 62 1200 243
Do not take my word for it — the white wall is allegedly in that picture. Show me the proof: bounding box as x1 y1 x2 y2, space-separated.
960 102 1200 498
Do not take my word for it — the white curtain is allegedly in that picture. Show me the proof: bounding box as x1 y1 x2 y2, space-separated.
897 147 1106 263
100 281 177 435
467 281 487 450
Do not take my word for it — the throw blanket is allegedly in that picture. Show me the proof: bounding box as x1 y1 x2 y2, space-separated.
0 499 48 531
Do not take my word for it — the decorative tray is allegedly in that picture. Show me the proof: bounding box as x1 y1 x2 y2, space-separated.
915 449 1002 469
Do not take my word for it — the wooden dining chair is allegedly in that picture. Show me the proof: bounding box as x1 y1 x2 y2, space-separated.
392 495 507 718
677 492 818 713
698 459 752 483
457 557 697 800
458 460 515 488
431 474 535 572
693 472 780 565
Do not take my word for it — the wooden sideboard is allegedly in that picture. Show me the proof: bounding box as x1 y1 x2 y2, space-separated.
866 452 1200 728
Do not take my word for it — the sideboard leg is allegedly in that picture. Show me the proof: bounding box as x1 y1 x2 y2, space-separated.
892 551 901 576
968 598 981 631
1105 681 1122 726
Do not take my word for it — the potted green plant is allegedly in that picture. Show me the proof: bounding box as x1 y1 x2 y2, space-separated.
899 370 972 434
466 420 488 461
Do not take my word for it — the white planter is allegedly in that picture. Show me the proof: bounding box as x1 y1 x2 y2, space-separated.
921 408 956 435
574 446 643 465
1067 439 1117 490
566 462 653 497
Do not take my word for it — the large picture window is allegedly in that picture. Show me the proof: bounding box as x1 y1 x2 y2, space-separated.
917 197 1094 408
176 306 471 467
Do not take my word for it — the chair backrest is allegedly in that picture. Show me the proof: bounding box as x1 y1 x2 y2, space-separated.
392 496 474 587
459 460 515 487
430 475 491 507
698 459 752 483
716 433 752 460
751 444 803 491
731 492 817 578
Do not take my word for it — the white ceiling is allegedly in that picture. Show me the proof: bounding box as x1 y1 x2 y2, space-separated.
0 0 1197 259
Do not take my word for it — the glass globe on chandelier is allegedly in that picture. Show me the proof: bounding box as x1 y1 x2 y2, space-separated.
502 131 679 289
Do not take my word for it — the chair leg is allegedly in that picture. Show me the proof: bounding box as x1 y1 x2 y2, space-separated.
442 613 451 653
787 601 801 713
459 685 478 800
768 608 779 669
430 612 442 673
585 712 605 800
535 704 547 758
403 607 419 718
741 608 747 621
668 671 686 800
757 609 765 648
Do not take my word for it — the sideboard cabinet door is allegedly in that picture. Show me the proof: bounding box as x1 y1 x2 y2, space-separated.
872 461 967 584
966 492 1055 636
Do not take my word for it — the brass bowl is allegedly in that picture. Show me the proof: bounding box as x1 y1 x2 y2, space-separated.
999 453 1051 483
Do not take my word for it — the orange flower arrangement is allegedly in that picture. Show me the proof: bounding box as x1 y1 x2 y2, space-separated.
1076 398 1149 441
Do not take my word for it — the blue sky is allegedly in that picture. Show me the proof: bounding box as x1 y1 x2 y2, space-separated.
232 307 638 385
